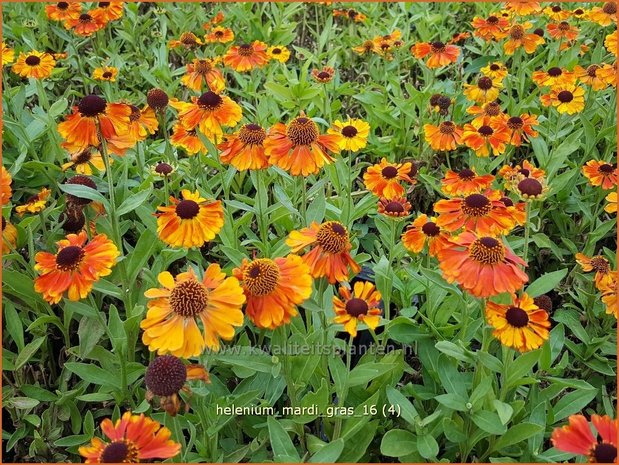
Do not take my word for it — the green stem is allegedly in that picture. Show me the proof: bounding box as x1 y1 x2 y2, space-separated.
333 334 354 439
522 201 532 267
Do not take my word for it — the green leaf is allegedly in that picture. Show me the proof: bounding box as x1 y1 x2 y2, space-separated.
471 411 507 435
380 430 417 457
386 386 419 425
505 349 541 388
267 417 300 463
348 362 397 387
58 183 109 208
14 337 46 371
493 400 514 425
308 438 345 462
493 423 544 451
552 389 598 422
417 434 439 459
526 269 568 297
9 397 40 409
64 362 121 389
117 187 153 216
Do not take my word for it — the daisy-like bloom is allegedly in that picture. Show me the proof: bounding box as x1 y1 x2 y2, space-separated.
450 31 471 45
402 214 450 256
572 7 589 19
377 197 411 218
575 64 616 91
144 355 209 416
481 62 508 81
233 255 313 329
62 146 106 175
605 30 617 56
588 1 618 26
605 191 617 214
485 293 550 352
363 158 415 199
169 32 203 49
327 118 370 152
2 42 15 66
505 0 542 15
181 58 225 93
499 160 545 192
64 12 107 36
501 113 539 146
263 114 341 177
57 95 133 155
170 123 207 155
146 88 169 112
438 232 528 297
34 231 118 304
441 168 495 197
600 275 618 318
504 23 545 55
540 84 585 115
152 162 175 178
582 160 617 190
171 92 242 142
45 1 82 21
311 66 335 83
127 105 158 142
467 101 505 126
576 253 614 289
333 8 367 22
2 218 18 254
423 121 463 152
462 120 511 157
551 414 617 463
471 14 509 41
218 123 269 170
531 66 576 87
78 412 181 463
156 189 224 248
92 66 118 82
286 221 361 284
90 2 124 23
16 188 51 216
547 21 579 41
1 166 12 206
204 26 235 43
11 51 56 79
267 45 291 63
543 4 571 20
333 281 382 337
411 41 460 68
223 41 269 72
141 265 245 356
353 39 376 55
463 76 503 103
516 177 548 200
434 189 517 235
498 195 527 226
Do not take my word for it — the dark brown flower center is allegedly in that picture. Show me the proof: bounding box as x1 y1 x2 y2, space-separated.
478 76 493 90
462 194 491 216
57 2 69 9
592 443 617 463
345 298 369 317
385 201 405 214
129 105 141 122
469 237 505 264
317 71 331 79
145 355 187 396
2 217 6 231
558 21 570 31
180 32 198 45
485 102 501 116
271 48 282 54
147 88 169 110
552 5 562 12
519 168 530 177
533 294 553 312
195 59 213 74
239 123 266 145
79 13 93 22
198 91 223 110
505 306 529 328
348 9 358 18
500 196 514 207
437 96 451 109
316 221 348 254
574 8 585 15
341 125 358 138
238 44 253 56
430 94 441 106
56 245 85 271
102 71 113 78
287 117 319 146
176 199 200 219
478 125 494 136
547 67 562 77
587 65 601 78
510 25 525 40
25 55 41 66
458 168 475 180
533 28 544 37
170 278 208 317
599 163 615 174
603 2 617 14
487 15 499 24
243 259 280 296
431 41 445 53
518 178 543 196
381 166 398 179
490 63 500 71
214 30 224 37
508 116 523 129
591 256 610 273
155 162 173 176
439 121 456 135
66 174 97 205
78 95 107 117
557 90 574 103
99 2 110 7
422 221 440 236
101 442 133 463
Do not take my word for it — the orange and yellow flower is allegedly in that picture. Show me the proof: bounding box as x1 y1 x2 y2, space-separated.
599 275 618 318
11 50 56 79
2 218 17 255
181 58 225 93
90 2 124 23
169 32 203 49
218 123 269 170
551 414 617 462
605 191 617 214
501 113 539 146
437 232 528 297
2 42 14 66
171 92 242 142
423 121 463 152
481 62 508 80
531 67 576 87
463 76 503 103
333 8 367 22
377 197 411 218
402 214 451 256
353 40 376 55
267 45 291 63
575 253 614 289
575 64 616 91
504 23 545 55
505 1 542 16
540 84 585 114
363 158 415 199
466 101 504 126
1 166 12 206
141 265 245 356
156 189 224 248
411 41 460 68
582 160 617 189
34 231 119 304
333 281 382 338
462 119 510 157
16 188 52 216
45 1 82 21
328 118 370 152
543 4 571 21
126 105 158 142
79 412 181 463
223 41 269 72
311 66 335 83
441 168 495 197
286 221 361 284
471 15 509 41
61 146 106 175
204 26 235 43
588 1 618 26
92 66 118 82
233 255 313 329
546 21 579 41
605 30 617 56
64 12 107 37
263 114 341 177
485 293 550 352
170 123 207 155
